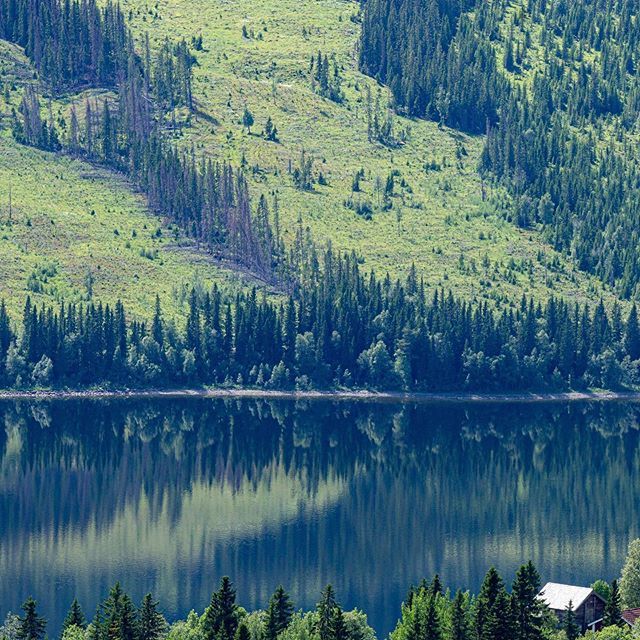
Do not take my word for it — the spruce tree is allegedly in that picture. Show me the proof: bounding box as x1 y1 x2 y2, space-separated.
265 586 294 640
475 568 504 640
63 599 86 632
563 601 580 640
316 585 339 640
604 580 623 627
202 577 239 640
17 597 46 640
424 596 441 640
451 591 470 640
139 594 166 640
512 562 544 640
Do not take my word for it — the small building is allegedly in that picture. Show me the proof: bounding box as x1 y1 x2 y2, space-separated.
538 582 606 633
621 608 640 627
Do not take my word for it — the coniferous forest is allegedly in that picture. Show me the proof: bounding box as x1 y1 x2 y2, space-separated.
360 0 640 298
5 556 640 640
2 0 640 392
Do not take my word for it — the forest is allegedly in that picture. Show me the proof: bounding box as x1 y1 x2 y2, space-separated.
2 247 640 391
4 555 640 640
2 0 640 392
359 0 640 298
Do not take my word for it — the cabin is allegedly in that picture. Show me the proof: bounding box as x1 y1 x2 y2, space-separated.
621 609 640 627
538 582 606 633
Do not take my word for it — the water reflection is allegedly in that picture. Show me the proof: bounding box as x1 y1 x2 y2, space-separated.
1 398 639 637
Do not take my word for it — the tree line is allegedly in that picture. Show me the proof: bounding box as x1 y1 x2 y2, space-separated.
3 250 640 391
4 558 640 640
359 0 640 298
1 0 283 283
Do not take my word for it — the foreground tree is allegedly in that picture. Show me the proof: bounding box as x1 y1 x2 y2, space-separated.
139 594 167 640
604 580 623 628
621 539 640 608
17 598 46 640
63 599 86 632
265 586 294 640
203 577 239 640
563 601 580 640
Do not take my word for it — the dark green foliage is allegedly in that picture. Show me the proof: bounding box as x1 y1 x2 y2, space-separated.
138 594 167 640
311 51 344 103
1 244 640 391
265 586 294 640
359 0 640 297
360 0 503 133
603 580 623 628
450 591 471 640
17 597 46 640
316 585 346 640
63 599 86 632
511 562 544 640
563 601 580 640
475 568 506 640
202 577 239 640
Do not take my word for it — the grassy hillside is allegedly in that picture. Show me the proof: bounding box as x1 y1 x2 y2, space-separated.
0 0 624 322
0 42 264 321
118 0 616 306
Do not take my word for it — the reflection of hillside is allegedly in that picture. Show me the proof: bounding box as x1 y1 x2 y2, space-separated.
1 398 640 637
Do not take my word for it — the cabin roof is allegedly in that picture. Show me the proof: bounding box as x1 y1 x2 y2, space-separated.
621 608 640 626
538 582 599 611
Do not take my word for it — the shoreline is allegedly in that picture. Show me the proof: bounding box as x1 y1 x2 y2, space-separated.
0 387 639 404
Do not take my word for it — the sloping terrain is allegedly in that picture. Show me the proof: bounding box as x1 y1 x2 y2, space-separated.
117 0 617 305
0 42 258 320
0 0 624 322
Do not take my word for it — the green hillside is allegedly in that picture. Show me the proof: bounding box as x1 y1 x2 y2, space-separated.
0 0 622 323
0 42 259 321
117 0 615 306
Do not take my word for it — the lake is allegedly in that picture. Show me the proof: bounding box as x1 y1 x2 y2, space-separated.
1 397 640 637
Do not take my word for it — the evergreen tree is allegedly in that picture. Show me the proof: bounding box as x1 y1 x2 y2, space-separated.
202 577 239 640
139 594 167 640
563 601 580 640
265 586 294 640
512 562 544 640
242 107 254 134
316 586 339 640
604 580 623 627
17 598 46 640
63 599 86 633
451 591 471 640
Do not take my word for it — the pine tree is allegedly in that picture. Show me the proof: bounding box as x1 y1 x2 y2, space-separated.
63 599 86 632
512 562 544 640
242 106 254 134
563 601 580 640
139 594 166 640
451 591 470 640
475 568 504 640
202 577 239 640
265 586 294 640
424 596 441 640
316 585 339 640
604 580 623 627
625 305 640 360
17 597 46 640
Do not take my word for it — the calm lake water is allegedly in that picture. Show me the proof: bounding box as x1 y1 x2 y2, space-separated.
1 398 640 636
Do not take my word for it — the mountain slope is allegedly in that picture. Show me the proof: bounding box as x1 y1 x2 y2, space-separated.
115 0 618 306
0 0 625 322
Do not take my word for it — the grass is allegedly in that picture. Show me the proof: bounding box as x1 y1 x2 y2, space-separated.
0 0 624 322
119 0 619 307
